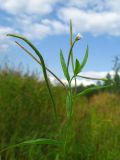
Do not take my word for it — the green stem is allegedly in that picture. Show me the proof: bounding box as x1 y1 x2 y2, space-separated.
67 40 76 69
70 20 75 72
77 75 107 81
74 78 77 93
63 82 73 159
69 20 77 94
15 41 66 89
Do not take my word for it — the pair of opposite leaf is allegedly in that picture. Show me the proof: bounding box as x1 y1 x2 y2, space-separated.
60 41 88 82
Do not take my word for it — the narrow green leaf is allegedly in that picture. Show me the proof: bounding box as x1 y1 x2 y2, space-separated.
60 49 70 81
77 75 108 81
22 138 62 145
70 19 72 46
7 34 57 120
66 93 72 118
74 59 81 76
0 138 62 153
80 46 89 71
77 85 112 97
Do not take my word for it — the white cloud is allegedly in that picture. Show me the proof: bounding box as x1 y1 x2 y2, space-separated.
14 16 69 40
68 0 103 10
56 0 120 36
68 0 120 12
0 0 60 15
58 7 120 36
80 71 115 78
0 15 68 51
42 19 69 35
100 0 120 12
19 19 51 40
0 0 120 51
0 26 17 51
50 76 95 87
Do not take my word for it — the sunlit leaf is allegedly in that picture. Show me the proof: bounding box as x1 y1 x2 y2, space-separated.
74 59 81 76
60 49 70 81
80 46 88 71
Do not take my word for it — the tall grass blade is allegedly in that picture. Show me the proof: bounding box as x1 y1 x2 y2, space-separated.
7 34 57 120
0 138 62 153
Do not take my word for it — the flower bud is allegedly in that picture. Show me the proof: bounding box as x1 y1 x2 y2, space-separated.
75 33 83 41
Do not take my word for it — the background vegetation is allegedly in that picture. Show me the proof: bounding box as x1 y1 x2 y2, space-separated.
0 65 120 160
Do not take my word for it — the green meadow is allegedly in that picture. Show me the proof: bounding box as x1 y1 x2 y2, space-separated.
0 68 120 160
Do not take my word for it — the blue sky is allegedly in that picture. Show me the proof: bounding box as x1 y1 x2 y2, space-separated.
0 0 120 85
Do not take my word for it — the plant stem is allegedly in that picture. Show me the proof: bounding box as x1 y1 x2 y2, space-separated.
67 40 76 69
69 20 77 93
15 41 66 89
77 75 107 81
63 82 73 159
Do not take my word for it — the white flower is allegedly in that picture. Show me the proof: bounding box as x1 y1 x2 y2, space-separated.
75 33 83 41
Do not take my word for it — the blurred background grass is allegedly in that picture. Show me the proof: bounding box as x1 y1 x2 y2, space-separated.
0 67 120 160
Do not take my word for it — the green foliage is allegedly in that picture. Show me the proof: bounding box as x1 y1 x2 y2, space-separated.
1 138 62 153
0 20 114 159
0 70 119 160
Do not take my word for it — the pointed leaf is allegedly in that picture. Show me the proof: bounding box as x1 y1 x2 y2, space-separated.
77 85 112 97
0 138 62 153
7 34 57 119
22 138 62 145
60 49 70 81
77 75 108 81
80 46 88 71
74 59 81 76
